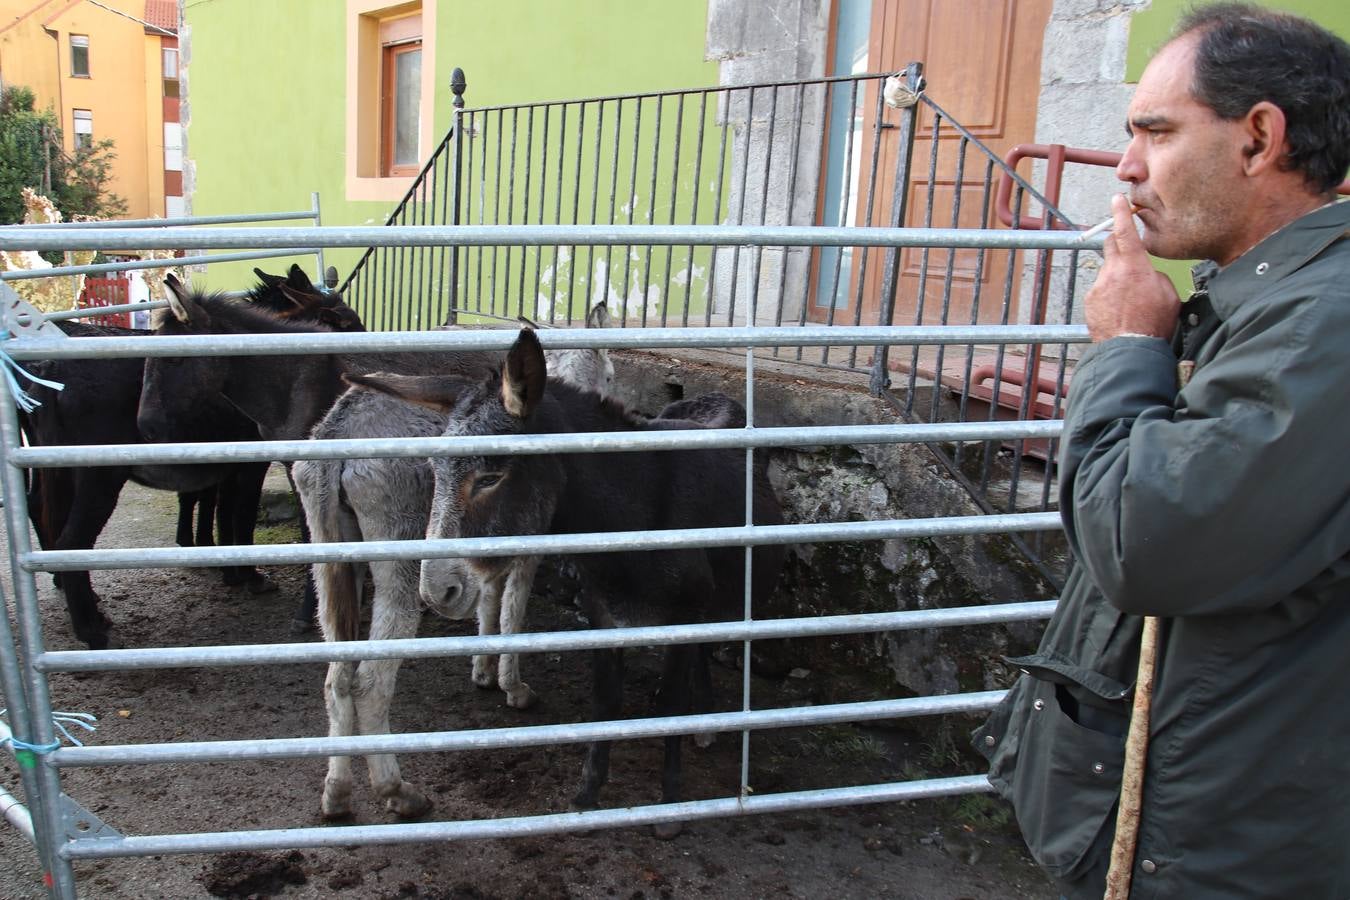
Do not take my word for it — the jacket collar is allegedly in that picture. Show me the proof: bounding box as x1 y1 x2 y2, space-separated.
1202 199 1350 319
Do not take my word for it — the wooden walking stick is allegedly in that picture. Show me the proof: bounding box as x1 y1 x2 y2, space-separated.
1103 614 1160 900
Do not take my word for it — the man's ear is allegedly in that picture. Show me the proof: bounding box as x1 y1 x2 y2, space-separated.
1240 101 1288 177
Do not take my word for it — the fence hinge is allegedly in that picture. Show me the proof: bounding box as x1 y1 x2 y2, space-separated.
0 282 67 340
58 792 123 843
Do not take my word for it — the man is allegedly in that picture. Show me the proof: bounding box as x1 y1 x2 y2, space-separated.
973 4 1350 898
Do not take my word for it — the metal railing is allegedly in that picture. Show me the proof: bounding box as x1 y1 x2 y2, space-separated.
0 221 1093 899
0 195 331 329
338 68 1088 584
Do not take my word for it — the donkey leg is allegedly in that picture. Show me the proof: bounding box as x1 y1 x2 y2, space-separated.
194 487 216 547
321 658 357 820
175 490 201 547
357 559 431 819
654 645 696 796
317 553 365 820
54 469 128 649
225 463 275 593
287 465 319 633
574 646 624 809
693 644 717 749
649 643 698 839
496 556 541 709
471 576 504 691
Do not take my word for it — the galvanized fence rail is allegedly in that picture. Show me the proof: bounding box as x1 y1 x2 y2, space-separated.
0 223 1094 899
0 195 332 331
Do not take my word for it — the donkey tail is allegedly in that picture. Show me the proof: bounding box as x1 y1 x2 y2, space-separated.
294 459 361 643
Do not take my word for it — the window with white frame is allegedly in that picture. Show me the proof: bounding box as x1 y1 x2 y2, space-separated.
163 47 180 98
70 35 90 77
72 109 93 151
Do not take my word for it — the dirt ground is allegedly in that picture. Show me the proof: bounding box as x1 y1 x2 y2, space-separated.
0 470 1056 899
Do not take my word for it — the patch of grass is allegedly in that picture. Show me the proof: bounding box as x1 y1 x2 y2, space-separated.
790 725 886 766
252 521 303 545
950 793 1013 831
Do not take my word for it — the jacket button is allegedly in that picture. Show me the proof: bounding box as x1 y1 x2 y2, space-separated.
1033 699 1045 711
984 734 996 747
1092 762 1105 774
1140 859 1157 874
1186 312 1200 326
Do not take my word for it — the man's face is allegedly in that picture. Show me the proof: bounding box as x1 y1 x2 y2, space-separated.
1116 35 1253 263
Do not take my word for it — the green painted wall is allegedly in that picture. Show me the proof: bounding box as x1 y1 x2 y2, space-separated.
1126 0 1350 81
182 0 716 296
1122 1 1349 291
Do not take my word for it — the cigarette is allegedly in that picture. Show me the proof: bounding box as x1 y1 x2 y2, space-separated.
1077 204 1143 241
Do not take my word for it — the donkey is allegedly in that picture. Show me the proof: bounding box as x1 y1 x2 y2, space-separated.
173 268 365 575
348 329 786 829
17 266 359 649
294 302 613 820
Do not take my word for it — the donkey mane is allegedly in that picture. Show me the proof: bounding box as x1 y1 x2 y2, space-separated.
153 289 331 335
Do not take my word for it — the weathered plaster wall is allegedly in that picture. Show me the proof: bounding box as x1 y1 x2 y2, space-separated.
704 0 833 325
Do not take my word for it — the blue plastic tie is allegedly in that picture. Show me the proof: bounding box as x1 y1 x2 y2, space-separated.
0 331 64 412
0 709 96 751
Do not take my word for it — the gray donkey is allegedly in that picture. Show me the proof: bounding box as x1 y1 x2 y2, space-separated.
295 303 613 820
348 329 785 834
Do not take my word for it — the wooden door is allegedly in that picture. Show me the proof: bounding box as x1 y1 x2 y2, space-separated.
830 0 1052 328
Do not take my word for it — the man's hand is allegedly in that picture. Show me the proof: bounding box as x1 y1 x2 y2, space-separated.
1084 194 1181 342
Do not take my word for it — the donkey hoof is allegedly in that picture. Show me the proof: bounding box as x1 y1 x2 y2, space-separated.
652 820 684 840
82 630 121 651
471 658 497 689
385 784 432 820
321 788 353 821
570 789 600 811
505 683 536 710
289 616 317 636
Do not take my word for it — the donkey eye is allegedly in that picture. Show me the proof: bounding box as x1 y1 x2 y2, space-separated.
472 472 503 493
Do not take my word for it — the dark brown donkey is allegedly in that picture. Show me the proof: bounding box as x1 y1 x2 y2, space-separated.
349 329 786 834
18 266 361 649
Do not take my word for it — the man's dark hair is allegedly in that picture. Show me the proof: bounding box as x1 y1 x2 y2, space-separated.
1174 2 1350 193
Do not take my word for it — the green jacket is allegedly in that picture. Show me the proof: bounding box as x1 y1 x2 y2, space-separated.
974 200 1350 899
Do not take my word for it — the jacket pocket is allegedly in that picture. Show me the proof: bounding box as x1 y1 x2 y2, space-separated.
978 675 1127 882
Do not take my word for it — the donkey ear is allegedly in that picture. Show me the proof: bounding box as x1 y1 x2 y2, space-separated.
285 264 315 292
252 267 285 288
164 273 193 322
586 300 612 329
502 328 547 419
343 372 469 413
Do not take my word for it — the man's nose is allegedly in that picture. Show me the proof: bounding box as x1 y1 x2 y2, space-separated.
1116 139 1145 184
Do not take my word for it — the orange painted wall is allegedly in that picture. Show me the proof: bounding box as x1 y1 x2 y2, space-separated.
0 1 66 110
0 1 167 219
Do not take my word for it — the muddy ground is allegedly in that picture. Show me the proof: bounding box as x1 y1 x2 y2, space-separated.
0 471 1055 899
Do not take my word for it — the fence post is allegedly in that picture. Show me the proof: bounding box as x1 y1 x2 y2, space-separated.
445 67 467 326
0 396 78 899
0 579 61 898
869 62 924 396
311 192 325 281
